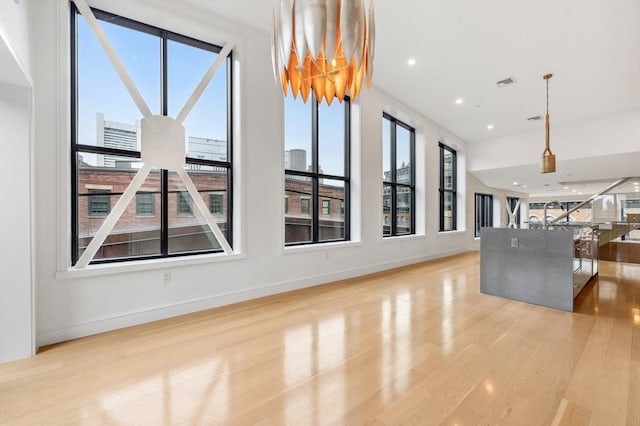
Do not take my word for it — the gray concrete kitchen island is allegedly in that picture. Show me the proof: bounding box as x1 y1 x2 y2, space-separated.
480 226 598 312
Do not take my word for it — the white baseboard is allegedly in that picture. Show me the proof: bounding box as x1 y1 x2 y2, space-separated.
36 247 472 347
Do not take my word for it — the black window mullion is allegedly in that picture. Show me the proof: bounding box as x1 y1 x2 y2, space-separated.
344 95 351 241
452 149 457 230
390 120 397 186
475 194 480 237
439 191 445 231
390 185 397 236
70 5 79 264
410 125 415 234
226 52 234 249
160 33 168 256
161 34 167 116
311 94 319 242
161 169 169 254
390 121 397 236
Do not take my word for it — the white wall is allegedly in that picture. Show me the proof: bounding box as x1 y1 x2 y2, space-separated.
0 82 33 362
467 173 528 250
467 110 640 172
30 0 475 348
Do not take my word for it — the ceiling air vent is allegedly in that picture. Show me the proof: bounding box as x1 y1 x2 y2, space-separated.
496 77 516 87
527 115 542 121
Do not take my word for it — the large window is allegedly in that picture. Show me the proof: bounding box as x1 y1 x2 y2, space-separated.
284 94 350 245
382 114 415 236
439 143 456 231
475 193 493 237
71 6 233 264
528 201 592 224
506 196 521 226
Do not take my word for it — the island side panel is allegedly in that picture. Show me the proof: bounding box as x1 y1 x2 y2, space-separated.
480 228 574 311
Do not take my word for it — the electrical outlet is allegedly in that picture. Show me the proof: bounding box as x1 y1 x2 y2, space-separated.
161 271 171 284
511 238 519 248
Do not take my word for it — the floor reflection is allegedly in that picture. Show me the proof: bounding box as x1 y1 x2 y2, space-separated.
94 357 229 425
5 253 639 425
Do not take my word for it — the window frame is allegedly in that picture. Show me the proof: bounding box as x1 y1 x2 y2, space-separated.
208 192 224 215
475 193 493 238
135 191 155 216
382 113 416 237
439 143 457 232
70 5 234 265
321 199 330 216
88 189 111 216
176 191 193 216
284 94 351 246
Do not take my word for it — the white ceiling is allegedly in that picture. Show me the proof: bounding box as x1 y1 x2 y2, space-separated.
182 0 640 197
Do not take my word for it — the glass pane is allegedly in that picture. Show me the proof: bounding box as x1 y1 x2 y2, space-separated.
383 184 392 235
443 149 454 190
285 174 313 244
284 96 312 173
396 125 412 184
318 101 345 176
167 166 229 254
319 179 345 242
567 201 592 223
76 14 160 148
443 191 454 231
167 40 228 162
76 152 161 262
396 187 412 234
382 118 391 182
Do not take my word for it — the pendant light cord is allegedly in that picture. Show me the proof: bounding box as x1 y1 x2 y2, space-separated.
547 79 549 115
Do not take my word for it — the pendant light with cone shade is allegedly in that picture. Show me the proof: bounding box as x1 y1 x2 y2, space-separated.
540 73 556 173
271 0 375 105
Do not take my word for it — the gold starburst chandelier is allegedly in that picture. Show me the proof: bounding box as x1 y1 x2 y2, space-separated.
271 0 375 105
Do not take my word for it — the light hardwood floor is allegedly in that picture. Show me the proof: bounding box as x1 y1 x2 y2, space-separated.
1 252 639 425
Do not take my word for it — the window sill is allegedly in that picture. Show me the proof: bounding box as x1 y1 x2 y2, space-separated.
437 230 466 237
382 233 425 242
282 240 362 255
56 251 246 280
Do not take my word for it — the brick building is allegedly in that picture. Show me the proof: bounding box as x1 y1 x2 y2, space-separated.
78 163 347 258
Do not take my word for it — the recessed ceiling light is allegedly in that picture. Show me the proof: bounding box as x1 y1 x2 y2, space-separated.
563 186 569 190
523 185 528 188
455 98 463 105
572 189 577 193
487 124 494 130
634 182 639 186
407 58 416 66
578 192 583 195
512 181 519 186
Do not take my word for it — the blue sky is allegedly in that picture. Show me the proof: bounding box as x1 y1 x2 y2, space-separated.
77 16 227 161
78 14 347 175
